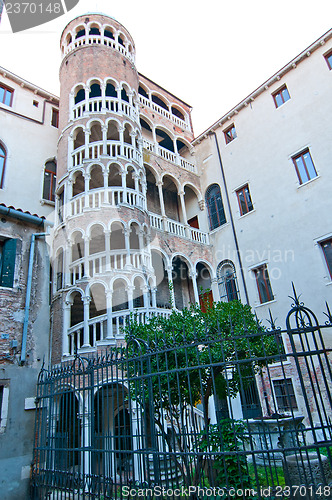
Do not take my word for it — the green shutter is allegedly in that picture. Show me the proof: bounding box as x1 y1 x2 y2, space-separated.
0 238 17 287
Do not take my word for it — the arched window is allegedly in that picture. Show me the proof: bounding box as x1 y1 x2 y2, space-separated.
217 260 239 302
0 143 6 188
206 184 226 230
43 159 57 202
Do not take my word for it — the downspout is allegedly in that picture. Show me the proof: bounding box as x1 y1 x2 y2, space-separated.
209 131 250 305
0 205 53 364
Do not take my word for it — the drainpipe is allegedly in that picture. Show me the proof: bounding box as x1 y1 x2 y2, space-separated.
0 205 53 364
209 131 250 305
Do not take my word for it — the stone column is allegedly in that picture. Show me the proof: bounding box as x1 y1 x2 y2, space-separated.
127 285 134 312
84 173 90 209
190 271 200 304
121 171 127 204
101 82 106 112
124 228 131 267
167 266 175 309
151 287 157 309
83 237 89 278
102 124 108 155
106 290 114 340
119 125 125 156
179 190 188 224
84 129 90 157
211 277 220 302
105 230 111 272
69 90 75 121
84 85 90 116
64 240 71 287
156 181 166 220
82 296 90 348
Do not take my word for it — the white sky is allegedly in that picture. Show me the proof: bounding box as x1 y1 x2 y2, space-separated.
1 0 332 136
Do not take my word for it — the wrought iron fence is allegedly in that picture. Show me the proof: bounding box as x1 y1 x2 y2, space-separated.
31 287 332 499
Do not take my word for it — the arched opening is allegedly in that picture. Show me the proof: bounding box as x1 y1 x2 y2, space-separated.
66 33 72 45
129 222 139 250
123 124 132 145
89 123 102 143
151 251 170 309
104 27 114 40
162 176 180 221
217 260 239 302
89 25 100 36
126 166 135 190
110 222 125 250
75 26 85 39
107 121 119 141
184 185 200 228
108 163 122 187
152 94 168 111
172 257 194 310
54 392 81 472
89 165 104 190
92 384 132 480
106 82 117 97
140 118 153 142
72 171 85 197
121 87 129 103
89 283 106 344
74 87 85 105
176 139 190 157
70 291 84 327
138 85 149 98
112 279 128 312
156 128 174 152
89 224 105 255
71 232 84 262
171 106 185 120
133 276 144 308
73 128 85 150
205 184 226 230
118 34 125 47
145 165 160 214
196 262 213 312
89 82 102 98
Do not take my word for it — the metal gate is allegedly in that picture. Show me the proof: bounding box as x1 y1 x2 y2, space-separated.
31 289 332 499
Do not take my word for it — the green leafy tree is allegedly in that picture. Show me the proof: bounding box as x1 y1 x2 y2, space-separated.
125 300 278 490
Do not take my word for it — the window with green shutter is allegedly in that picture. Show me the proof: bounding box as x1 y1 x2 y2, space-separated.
0 238 17 288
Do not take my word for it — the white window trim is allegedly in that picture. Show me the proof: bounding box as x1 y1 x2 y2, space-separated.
0 385 9 433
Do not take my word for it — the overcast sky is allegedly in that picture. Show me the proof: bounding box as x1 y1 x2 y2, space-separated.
1 0 332 136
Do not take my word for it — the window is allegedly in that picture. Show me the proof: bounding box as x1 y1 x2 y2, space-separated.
292 149 317 184
320 239 332 279
272 85 290 108
253 264 274 303
0 143 6 189
43 160 57 202
273 379 298 412
224 124 237 144
217 260 239 302
51 108 59 128
236 184 254 215
206 184 226 230
324 50 332 70
0 84 13 106
0 238 17 288
0 382 9 433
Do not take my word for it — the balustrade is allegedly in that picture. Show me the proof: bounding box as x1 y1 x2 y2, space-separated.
149 212 209 245
64 35 135 64
143 139 196 173
72 141 141 167
69 187 145 217
72 96 139 122
139 95 189 130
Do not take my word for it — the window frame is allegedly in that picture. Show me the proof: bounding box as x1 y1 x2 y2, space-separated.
272 84 290 108
223 124 237 145
324 49 332 70
0 382 9 433
0 84 14 107
0 143 6 189
205 184 226 231
292 149 317 185
253 263 274 304
42 159 57 202
236 184 254 216
272 378 298 412
0 237 17 288
320 238 332 280
217 260 239 302
51 108 59 128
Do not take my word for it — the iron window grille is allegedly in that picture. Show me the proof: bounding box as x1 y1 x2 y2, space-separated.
292 149 317 185
0 84 13 106
254 264 274 304
272 84 290 108
205 184 226 230
273 378 298 412
324 49 332 70
320 239 332 279
236 184 254 215
224 124 237 144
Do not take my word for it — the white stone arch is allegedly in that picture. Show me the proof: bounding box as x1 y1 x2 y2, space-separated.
69 227 85 243
86 117 105 132
71 81 86 95
160 171 182 193
194 259 215 278
65 286 85 305
131 273 145 287
182 181 202 199
123 161 139 176
86 279 109 297
150 246 171 268
155 123 174 140
86 221 107 239
86 76 103 90
86 20 102 33
103 76 119 88
143 162 161 183
117 30 128 46
138 80 150 97
74 24 86 38
170 103 186 120
110 275 131 290
171 252 195 273
85 160 105 176
108 219 127 233
139 114 154 130
150 91 170 108
106 160 124 176
102 24 115 39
